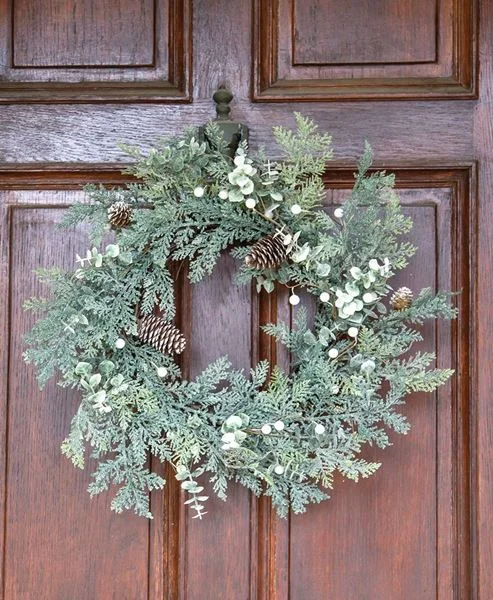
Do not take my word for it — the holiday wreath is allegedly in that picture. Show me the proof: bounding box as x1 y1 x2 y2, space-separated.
24 114 456 519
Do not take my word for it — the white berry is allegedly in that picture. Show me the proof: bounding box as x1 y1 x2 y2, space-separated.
331 385 340 394
334 207 344 218
274 465 285 475
274 420 285 431
282 234 293 246
218 189 229 200
221 432 236 444
290 204 302 215
193 186 205 198
314 423 326 435
115 338 126 349
157 367 168 378
328 348 339 359
289 294 300 306
348 327 359 338
320 291 330 303
261 424 272 435
245 197 257 209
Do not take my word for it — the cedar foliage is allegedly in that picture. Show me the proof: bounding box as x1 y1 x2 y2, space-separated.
24 115 457 519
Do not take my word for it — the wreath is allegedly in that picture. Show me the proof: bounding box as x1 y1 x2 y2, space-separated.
24 114 456 519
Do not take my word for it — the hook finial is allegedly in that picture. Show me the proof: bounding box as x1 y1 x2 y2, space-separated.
213 88 234 120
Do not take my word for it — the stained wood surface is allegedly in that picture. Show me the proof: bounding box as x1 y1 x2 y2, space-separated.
13 0 155 67
293 0 437 64
254 0 476 100
0 0 490 598
0 0 191 102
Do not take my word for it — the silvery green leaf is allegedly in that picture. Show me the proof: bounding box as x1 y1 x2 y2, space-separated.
349 354 363 368
105 244 120 258
360 359 376 373
350 267 363 280
236 175 250 188
264 202 280 214
319 326 333 342
78 314 89 326
345 281 359 296
75 361 92 376
118 252 133 265
225 415 243 429
241 179 254 195
303 331 317 345
238 413 250 426
99 360 115 375
376 302 387 314
228 171 241 185
110 374 124 387
263 279 275 293
180 481 196 491
176 464 189 477
270 191 283 201
89 373 101 388
228 188 244 202
315 262 331 277
348 312 364 324
91 390 107 404
235 430 247 443
94 254 103 268
292 243 311 263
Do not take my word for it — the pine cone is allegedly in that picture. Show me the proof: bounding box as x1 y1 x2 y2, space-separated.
107 201 132 228
245 235 287 269
390 287 413 311
138 315 186 355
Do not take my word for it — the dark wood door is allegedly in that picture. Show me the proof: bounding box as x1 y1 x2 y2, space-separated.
0 1 490 598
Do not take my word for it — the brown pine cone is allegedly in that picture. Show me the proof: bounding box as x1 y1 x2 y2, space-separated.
245 234 287 269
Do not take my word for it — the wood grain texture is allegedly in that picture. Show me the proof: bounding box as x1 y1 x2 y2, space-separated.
293 0 437 65
0 0 489 596
0 0 191 102
474 0 493 598
253 168 475 600
13 0 155 67
0 101 475 163
1 196 150 599
254 0 477 100
0 172 180 600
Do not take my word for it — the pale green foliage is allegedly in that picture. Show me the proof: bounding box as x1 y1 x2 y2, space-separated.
23 117 457 519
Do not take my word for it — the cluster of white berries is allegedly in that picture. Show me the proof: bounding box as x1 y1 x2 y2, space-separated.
261 420 285 435
260 420 286 475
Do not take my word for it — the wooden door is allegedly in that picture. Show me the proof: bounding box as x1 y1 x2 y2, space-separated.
0 1 490 598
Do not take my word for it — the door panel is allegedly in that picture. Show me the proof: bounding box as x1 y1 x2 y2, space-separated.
0 0 191 102
0 0 489 598
0 167 474 599
254 0 476 100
